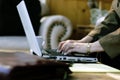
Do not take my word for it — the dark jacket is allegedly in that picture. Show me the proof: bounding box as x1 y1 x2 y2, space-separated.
88 0 120 59
0 0 41 36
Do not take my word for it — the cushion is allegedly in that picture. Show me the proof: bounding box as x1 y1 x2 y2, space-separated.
39 15 72 49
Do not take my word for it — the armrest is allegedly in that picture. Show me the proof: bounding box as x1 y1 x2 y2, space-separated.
39 15 72 49
0 36 30 52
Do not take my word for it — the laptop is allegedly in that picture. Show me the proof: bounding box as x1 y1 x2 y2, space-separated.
16 0 98 63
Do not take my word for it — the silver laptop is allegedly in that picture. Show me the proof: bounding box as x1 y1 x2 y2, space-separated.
16 0 98 63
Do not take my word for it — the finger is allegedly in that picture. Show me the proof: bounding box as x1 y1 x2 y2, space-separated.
58 41 65 51
60 43 67 52
58 41 74 52
63 52 69 55
63 45 74 53
58 41 70 52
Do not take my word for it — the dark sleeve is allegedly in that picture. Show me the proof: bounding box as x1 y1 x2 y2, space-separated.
99 28 120 59
88 10 120 41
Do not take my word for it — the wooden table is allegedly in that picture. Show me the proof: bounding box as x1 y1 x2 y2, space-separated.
68 72 120 80
68 63 120 80
0 51 119 80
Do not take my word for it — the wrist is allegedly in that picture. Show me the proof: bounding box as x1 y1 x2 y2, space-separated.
80 35 93 43
90 41 104 53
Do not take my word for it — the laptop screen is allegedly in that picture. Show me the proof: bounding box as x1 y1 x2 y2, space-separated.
17 0 42 56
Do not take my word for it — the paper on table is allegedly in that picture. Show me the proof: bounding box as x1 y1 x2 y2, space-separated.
69 63 120 72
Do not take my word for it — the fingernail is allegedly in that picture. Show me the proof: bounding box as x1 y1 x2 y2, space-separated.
63 52 68 55
57 49 60 52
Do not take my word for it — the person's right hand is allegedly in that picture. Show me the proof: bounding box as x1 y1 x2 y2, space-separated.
58 41 89 55
58 40 82 52
58 40 75 52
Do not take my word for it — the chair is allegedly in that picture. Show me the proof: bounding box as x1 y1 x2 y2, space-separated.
40 15 72 49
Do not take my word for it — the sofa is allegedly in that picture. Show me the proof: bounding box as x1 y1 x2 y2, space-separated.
0 0 72 52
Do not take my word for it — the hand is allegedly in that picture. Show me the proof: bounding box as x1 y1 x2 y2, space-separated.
58 40 78 51
58 40 104 55
58 40 84 51
58 42 89 55
58 35 93 51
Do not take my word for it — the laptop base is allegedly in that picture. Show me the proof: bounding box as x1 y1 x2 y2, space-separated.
31 50 98 63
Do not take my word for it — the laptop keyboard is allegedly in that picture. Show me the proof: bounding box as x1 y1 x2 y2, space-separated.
43 49 64 56
43 49 89 57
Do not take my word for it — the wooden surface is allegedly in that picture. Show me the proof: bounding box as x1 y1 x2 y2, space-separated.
70 25 94 39
0 51 119 80
68 72 120 80
47 0 112 28
68 63 120 80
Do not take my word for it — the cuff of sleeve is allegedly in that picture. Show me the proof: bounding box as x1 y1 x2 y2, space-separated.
99 35 120 59
88 28 101 37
